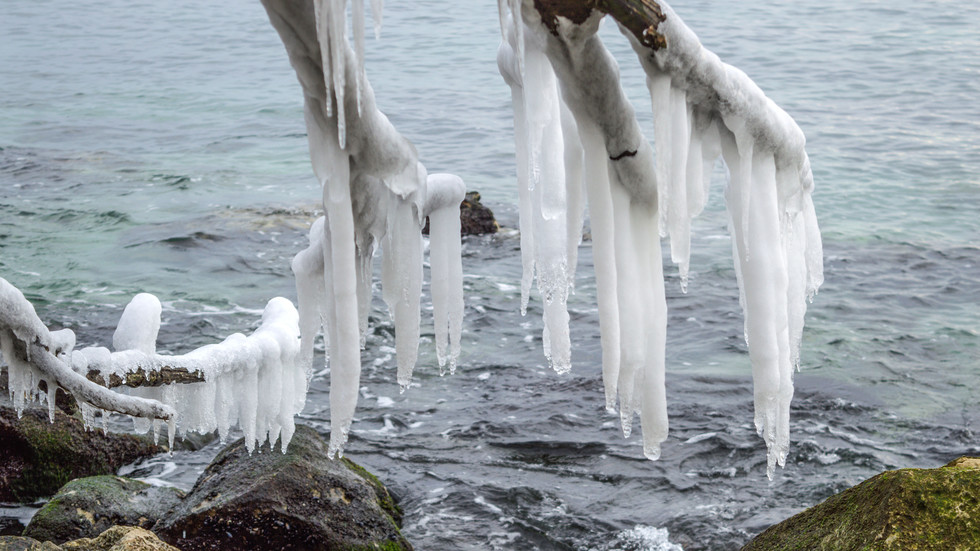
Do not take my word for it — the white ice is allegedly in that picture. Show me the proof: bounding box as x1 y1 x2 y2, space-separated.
264 0 466 457
499 0 822 474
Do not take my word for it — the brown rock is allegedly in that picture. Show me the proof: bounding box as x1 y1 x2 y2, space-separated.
61 526 178 551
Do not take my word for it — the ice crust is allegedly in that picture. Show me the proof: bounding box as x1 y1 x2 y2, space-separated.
264 0 466 457
498 0 823 476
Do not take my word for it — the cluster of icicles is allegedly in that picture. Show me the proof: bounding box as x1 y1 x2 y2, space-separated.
1 0 822 477
0 276 307 454
496 0 822 477
284 0 466 457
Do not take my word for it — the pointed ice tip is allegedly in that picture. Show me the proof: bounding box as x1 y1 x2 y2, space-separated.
643 446 662 461
620 419 633 439
398 382 409 394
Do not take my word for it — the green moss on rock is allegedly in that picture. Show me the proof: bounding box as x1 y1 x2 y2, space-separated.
0 406 160 502
742 457 980 550
159 425 413 551
24 476 184 544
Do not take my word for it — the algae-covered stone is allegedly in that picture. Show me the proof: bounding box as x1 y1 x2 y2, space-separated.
0 406 160 502
158 424 412 551
23 476 184 544
0 536 62 550
742 456 980 550
60 526 179 551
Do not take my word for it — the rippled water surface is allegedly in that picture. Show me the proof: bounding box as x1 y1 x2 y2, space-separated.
2 0 979 549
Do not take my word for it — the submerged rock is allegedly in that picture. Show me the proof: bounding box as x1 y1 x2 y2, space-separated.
742 457 980 550
23 476 184 544
158 424 412 551
0 406 160 503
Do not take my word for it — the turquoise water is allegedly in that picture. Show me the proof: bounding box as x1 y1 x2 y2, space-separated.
2 0 979 549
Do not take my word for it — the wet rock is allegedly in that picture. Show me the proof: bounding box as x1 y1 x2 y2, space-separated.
23 476 184 544
0 536 61 551
158 424 412 551
742 456 980 550
60 526 178 551
424 191 498 236
0 406 160 503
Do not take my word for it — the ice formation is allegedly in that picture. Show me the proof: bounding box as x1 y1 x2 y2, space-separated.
263 0 465 457
0 276 306 453
498 1 823 477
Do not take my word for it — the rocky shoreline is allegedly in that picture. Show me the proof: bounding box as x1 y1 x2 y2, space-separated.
4 398 980 550
1 404 410 550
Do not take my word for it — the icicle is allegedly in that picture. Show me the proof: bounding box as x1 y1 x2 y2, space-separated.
313 0 333 119
352 0 365 116
498 32 536 316
425 173 466 375
329 0 348 148
502 9 573 373
381 189 423 391
577 121 622 412
292 217 328 377
45 380 57 422
560 100 586 291
370 0 384 39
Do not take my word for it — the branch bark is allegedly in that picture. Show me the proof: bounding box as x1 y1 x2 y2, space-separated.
532 0 667 49
86 366 205 389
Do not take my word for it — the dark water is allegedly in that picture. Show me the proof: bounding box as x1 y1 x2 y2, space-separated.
2 0 980 549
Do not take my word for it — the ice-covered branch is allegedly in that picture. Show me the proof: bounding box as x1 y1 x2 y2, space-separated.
1 276 308 454
0 277 177 424
501 0 823 477
262 0 465 457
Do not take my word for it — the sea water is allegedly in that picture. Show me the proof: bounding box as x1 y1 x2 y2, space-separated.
1 0 978 549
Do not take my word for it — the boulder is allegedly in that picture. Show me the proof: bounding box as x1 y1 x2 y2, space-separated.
423 191 498 236
742 457 980 550
158 424 412 551
0 406 160 502
0 536 61 551
60 526 178 551
23 476 184 544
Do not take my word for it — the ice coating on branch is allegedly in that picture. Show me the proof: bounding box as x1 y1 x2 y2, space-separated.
1 278 172 424
263 0 466 457
499 5 668 457
499 0 822 474
0 275 308 453
622 1 823 478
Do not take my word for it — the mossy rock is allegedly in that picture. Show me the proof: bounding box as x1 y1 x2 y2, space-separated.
742 457 980 550
0 536 62 550
158 424 412 551
23 476 184 544
0 406 160 503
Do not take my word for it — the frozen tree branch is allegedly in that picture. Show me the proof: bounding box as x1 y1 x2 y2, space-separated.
1 276 309 453
262 0 466 458
86 364 205 389
0 277 177 422
500 0 823 476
